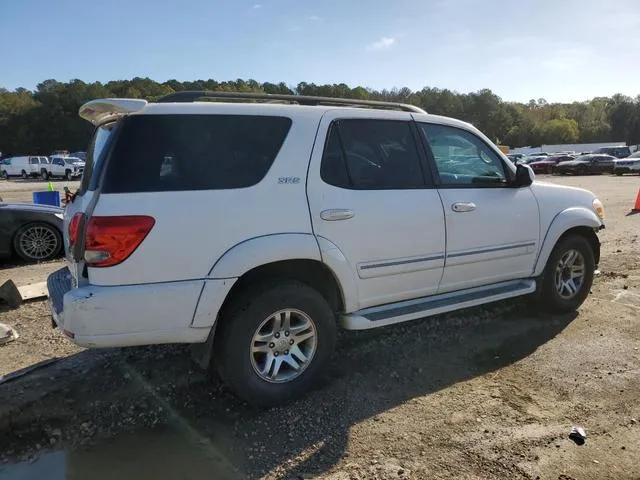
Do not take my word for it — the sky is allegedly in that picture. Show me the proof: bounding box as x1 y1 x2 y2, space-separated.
1 0 640 103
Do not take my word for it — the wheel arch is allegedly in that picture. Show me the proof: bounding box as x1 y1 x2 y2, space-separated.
191 257 348 370
533 207 602 277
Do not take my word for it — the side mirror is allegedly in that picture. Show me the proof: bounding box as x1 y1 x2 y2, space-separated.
515 164 534 187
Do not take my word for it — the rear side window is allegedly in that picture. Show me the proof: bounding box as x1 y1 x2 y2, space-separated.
101 115 292 193
321 119 425 189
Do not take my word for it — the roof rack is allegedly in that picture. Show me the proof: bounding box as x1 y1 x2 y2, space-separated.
155 91 426 114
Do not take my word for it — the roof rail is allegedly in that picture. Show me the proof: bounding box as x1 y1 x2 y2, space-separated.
155 91 427 114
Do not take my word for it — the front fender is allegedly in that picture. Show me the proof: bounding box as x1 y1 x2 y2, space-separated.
207 233 321 278
532 207 602 277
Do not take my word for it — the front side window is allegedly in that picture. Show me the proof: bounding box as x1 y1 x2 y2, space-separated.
29 157 39 165
100 115 292 193
419 123 507 186
321 119 425 189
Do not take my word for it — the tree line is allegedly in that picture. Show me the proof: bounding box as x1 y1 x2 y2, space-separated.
1 77 640 156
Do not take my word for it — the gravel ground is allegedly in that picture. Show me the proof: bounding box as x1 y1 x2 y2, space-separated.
0 174 639 480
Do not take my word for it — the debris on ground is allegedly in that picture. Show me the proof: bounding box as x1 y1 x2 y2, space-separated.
0 279 22 309
0 322 19 346
568 426 586 445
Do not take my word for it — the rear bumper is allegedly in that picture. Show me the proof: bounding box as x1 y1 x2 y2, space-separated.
46 267 226 348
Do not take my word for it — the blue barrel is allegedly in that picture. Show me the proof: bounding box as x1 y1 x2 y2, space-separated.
32 191 60 207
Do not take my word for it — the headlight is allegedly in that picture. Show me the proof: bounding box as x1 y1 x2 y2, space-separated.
592 198 605 220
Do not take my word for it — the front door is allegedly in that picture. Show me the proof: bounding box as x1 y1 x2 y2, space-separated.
307 111 446 310
416 121 540 293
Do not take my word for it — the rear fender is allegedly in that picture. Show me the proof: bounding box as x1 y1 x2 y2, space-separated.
532 207 602 277
205 233 359 313
207 233 321 279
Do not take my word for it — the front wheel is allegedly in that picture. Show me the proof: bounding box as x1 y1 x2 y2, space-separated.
65 170 73 181
214 281 337 407
40 169 49 180
538 234 595 314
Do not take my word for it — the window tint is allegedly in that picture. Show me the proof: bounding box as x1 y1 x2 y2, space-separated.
101 115 291 193
321 119 425 189
419 123 507 186
29 157 39 164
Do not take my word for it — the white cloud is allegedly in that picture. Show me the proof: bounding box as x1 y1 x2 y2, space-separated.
287 26 302 32
309 15 321 21
367 37 396 51
252 4 262 9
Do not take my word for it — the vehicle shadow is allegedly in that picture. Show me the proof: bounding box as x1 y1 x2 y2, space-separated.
0 300 577 479
124 301 577 478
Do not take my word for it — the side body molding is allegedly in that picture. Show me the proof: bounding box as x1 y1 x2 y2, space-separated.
532 207 602 277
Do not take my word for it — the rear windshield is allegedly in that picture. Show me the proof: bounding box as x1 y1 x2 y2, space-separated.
99 114 292 194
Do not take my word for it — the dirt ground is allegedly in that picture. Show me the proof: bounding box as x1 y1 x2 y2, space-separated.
0 175 639 480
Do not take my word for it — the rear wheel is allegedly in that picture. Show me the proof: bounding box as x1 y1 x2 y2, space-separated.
538 234 595 314
40 169 49 180
1 170 7 180
65 170 73 181
13 222 63 262
21 170 28 179
214 281 336 407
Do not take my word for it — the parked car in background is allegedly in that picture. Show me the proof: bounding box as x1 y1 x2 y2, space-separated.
1 156 50 179
613 151 640 175
47 92 605 407
45 155 85 180
553 154 616 175
519 154 548 165
529 154 575 174
69 151 87 161
593 146 630 158
507 153 524 163
0 201 64 262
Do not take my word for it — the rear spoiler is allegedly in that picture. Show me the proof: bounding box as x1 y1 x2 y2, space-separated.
79 98 148 126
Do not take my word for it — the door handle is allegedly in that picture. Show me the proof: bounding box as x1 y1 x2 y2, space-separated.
451 202 476 213
320 209 355 221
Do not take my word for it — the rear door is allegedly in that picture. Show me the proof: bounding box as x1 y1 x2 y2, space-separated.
307 110 446 310
596 155 615 173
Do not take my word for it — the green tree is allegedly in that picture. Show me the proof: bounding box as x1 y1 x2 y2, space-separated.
539 118 580 144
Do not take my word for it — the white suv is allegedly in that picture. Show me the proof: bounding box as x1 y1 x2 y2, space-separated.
47 92 605 407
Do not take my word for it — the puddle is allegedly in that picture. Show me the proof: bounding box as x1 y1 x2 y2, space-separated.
0 425 243 480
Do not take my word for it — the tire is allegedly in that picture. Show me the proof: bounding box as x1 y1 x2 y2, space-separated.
40 169 49 180
538 234 595 314
13 222 63 262
1 170 7 180
65 170 73 181
21 170 28 179
214 281 337 408
616 171 623 176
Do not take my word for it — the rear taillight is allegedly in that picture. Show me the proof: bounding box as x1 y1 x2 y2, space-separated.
68 212 83 248
84 216 155 267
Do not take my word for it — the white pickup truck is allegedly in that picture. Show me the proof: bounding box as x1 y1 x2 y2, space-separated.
45 156 85 180
47 92 605 407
